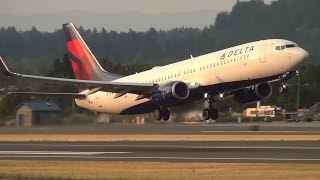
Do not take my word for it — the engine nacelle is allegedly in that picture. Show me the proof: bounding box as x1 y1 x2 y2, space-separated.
233 82 272 104
151 81 190 106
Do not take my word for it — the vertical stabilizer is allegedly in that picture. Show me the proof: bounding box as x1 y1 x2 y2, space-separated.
63 22 121 82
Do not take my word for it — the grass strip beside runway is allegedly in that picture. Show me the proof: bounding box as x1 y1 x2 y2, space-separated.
1 134 320 141
0 160 319 180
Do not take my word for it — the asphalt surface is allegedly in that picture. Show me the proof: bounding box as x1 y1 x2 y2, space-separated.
2 122 320 135
1 122 320 163
1 141 320 163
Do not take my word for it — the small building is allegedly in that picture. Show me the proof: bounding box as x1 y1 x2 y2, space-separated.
243 105 277 118
16 101 62 127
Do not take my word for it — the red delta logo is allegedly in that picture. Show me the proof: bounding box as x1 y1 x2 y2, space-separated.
220 53 225 60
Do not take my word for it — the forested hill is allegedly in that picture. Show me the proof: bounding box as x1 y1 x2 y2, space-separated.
0 0 319 66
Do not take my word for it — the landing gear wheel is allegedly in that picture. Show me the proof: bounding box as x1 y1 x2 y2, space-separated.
153 109 162 121
211 108 219 120
202 109 211 120
202 108 219 120
162 109 170 121
279 83 288 93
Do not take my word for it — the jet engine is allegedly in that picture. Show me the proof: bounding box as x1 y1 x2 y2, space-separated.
151 81 190 106
233 82 272 104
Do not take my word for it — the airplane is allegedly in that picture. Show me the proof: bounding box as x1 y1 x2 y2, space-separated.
0 22 309 121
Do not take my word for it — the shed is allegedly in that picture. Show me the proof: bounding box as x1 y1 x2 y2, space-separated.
16 101 62 127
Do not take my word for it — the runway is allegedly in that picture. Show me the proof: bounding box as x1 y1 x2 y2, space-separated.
2 122 320 135
1 141 320 163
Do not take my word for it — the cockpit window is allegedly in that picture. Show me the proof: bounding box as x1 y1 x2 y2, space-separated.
285 44 296 48
276 44 297 50
276 46 286 50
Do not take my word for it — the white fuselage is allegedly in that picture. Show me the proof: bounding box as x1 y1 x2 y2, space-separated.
75 39 308 114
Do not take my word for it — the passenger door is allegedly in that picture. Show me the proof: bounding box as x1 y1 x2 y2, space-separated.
95 93 103 108
259 44 267 63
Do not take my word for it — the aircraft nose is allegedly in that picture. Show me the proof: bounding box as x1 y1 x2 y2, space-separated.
295 48 309 63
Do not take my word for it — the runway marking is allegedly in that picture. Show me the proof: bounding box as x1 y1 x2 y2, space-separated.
0 151 132 155
1 155 320 162
177 123 320 127
200 131 320 133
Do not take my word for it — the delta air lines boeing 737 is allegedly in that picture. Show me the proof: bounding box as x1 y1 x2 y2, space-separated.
0 23 308 121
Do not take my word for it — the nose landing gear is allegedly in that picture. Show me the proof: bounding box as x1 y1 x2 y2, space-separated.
279 83 288 93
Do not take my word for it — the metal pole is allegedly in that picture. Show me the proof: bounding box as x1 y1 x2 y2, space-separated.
297 75 300 111
72 99 75 112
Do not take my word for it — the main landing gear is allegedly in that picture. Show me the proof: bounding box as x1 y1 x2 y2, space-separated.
153 108 170 121
202 93 219 120
202 107 219 120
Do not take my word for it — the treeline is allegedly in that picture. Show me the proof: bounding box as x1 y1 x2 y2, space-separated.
0 0 320 66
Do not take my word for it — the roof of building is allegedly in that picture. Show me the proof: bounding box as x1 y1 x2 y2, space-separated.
16 101 62 112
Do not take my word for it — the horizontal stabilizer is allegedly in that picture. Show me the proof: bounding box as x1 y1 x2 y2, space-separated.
0 56 156 96
7 92 85 98
0 56 15 77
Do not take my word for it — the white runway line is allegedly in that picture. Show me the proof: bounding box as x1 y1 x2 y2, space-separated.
188 146 320 150
200 131 320 133
0 151 133 155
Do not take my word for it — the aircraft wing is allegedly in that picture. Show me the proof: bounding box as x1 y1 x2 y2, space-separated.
0 57 156 95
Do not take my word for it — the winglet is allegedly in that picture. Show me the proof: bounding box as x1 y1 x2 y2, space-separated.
0 57 15 77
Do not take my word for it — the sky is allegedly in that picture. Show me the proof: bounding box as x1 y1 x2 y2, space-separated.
0 0 275 31
0 0 274 15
